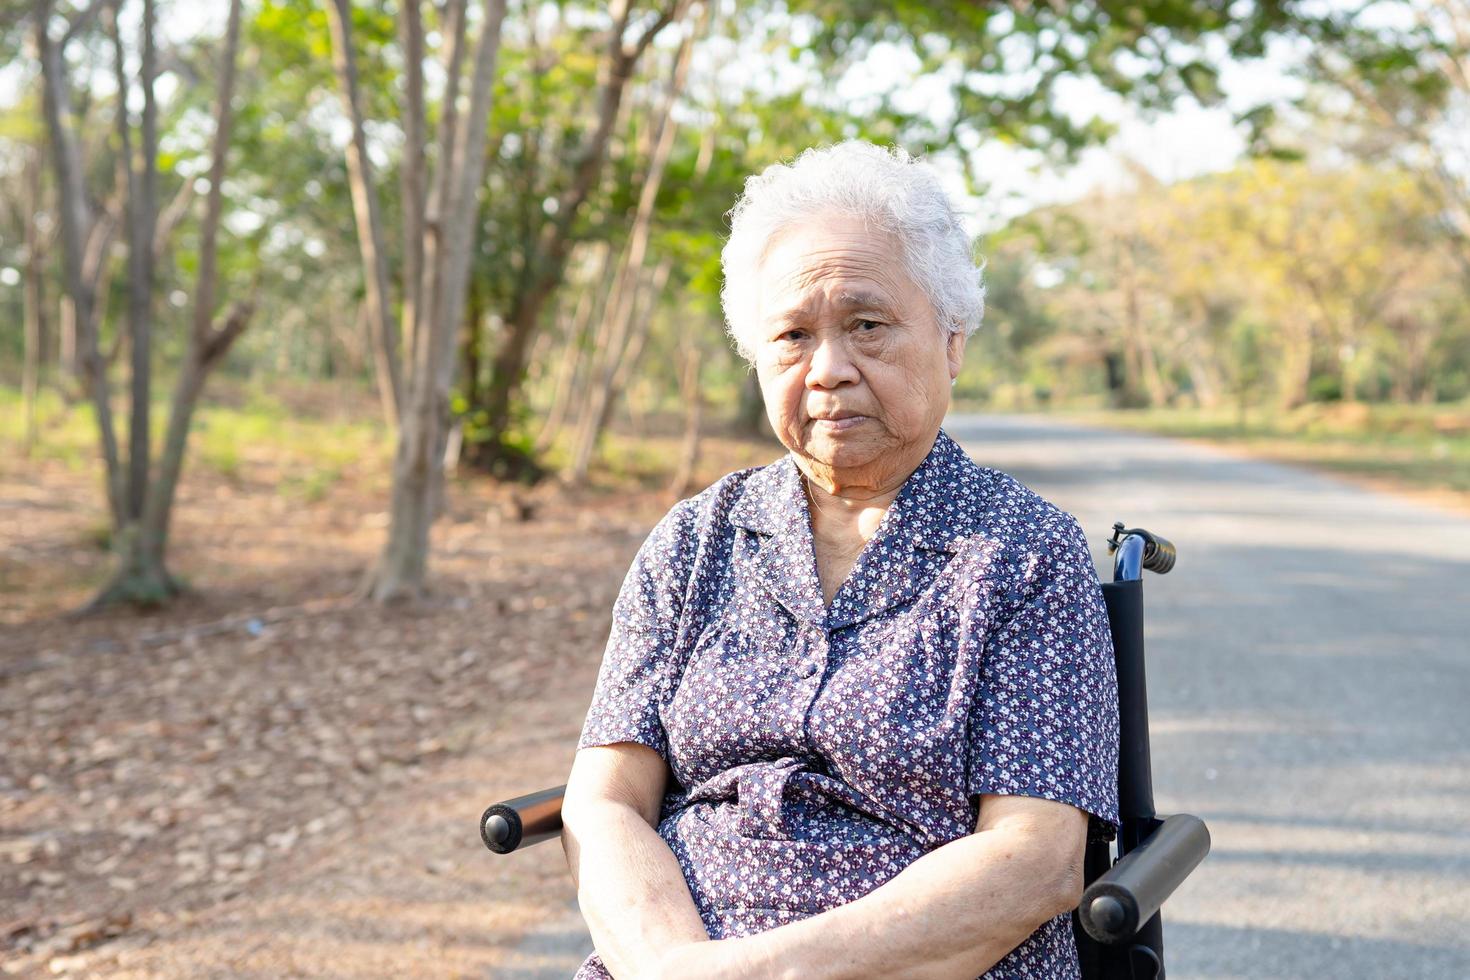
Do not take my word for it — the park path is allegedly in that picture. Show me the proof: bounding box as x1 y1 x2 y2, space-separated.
45 414 1469 979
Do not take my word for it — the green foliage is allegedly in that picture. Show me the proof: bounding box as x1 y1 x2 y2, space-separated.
452 390 547 483
980 157 1469 412
3 0 1452 499
779 0 1338 171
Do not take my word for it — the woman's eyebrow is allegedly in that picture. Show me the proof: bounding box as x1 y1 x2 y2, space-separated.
836 289 897 313
773 290 897 326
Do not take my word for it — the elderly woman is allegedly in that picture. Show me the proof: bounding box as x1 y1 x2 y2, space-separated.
560 140 1118 979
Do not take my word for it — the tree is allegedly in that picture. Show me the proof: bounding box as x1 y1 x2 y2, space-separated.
980 158 1455 412
318 0 687 599
323 0 512 600
473 0 688 452
1300 1 1470 283
34 0 254 605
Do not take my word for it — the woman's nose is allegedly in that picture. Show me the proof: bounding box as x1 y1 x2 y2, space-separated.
805 336 859 389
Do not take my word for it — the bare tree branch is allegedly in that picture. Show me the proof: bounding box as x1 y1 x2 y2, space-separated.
61 0 105 46
324 0 403 427
190 0 237 347
35 0 127 526
625 0 680 63
397 0 426 376
152 174 196 261
201 299 254 366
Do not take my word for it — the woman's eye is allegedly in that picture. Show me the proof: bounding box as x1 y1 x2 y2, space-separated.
856 319 882 331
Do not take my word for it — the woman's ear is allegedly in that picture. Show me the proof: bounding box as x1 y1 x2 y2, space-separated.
946 327 967 380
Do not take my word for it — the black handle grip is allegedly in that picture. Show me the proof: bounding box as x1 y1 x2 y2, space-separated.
1109 524 1177 577
1141 532 1175 574
481 784 567 854
1079 813 1211 945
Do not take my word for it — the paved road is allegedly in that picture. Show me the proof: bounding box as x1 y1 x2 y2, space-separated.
512 414 1470 979
946 414 1470 980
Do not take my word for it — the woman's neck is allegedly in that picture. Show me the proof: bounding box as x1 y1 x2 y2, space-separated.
802 473 900 541
795 434 934 541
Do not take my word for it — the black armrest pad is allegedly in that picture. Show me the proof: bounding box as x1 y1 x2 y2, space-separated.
482 784 568 854
1078 813 1211 945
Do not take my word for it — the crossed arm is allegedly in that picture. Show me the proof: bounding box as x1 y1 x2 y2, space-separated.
561 742 1088 980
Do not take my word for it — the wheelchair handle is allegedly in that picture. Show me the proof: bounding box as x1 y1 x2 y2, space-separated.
1078 812 1211 945
1108 524 1176 579
481 784 567 854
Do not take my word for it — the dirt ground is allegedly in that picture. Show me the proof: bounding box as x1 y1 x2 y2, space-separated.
0 433 776 978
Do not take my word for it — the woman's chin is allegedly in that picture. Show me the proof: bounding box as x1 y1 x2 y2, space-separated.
800 433 887 472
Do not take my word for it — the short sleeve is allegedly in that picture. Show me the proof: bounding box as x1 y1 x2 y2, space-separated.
965 514 1120 829
576 500 698 763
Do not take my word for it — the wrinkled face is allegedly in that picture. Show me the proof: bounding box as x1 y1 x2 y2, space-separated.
751 213 964 485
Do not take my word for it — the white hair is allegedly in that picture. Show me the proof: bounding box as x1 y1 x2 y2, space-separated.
719 140 985 361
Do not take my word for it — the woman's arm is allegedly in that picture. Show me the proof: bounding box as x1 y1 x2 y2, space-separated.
561 742 713 979
653 793 1087 980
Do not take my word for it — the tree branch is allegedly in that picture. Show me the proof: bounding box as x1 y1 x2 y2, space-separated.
191 0 241 345
625 0 681 64
202 300 254 366
152 173 196 261
61 0 106 47
324 0 402 423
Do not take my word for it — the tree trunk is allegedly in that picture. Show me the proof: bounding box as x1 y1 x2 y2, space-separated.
1179 300 1223 410
21 146 46 456
410 0 468 372
430 0 507 395
667 339 702 498
397 0 426 377
35 0 127 528
533 309 585 452
1276 322 1316 411
567 12 695 476
482 289 549 449
461 275 483 407
325 0 402 430
81 203 120 370
535 242 614 452
93 0 250 607
109 0 160 522
367 0 507 602
1117 233 1168 408
153 175 196 261
569 259 671 479
427 0 508 524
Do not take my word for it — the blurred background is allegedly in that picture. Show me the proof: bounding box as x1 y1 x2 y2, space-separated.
2 1 1468 977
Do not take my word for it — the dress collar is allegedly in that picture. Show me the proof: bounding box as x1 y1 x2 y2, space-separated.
728 428 981 630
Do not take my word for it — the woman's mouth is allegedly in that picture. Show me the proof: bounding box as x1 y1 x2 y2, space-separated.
810 414 869 432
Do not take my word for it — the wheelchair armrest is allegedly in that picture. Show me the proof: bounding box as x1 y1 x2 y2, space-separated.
481 784 567 854
1078 813 1211 945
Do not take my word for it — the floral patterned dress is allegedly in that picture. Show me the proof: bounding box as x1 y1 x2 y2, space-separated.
572 428 1119 979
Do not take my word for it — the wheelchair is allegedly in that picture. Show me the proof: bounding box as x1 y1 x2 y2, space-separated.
480 524 1210 980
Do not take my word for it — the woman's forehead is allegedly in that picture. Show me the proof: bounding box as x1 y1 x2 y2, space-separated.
758 223 917 318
